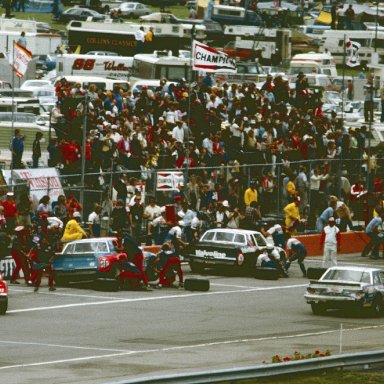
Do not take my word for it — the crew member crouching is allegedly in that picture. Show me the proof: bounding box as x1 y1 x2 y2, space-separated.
155 242 183 288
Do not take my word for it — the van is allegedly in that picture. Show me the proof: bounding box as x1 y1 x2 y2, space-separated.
320 30 384 65
54 75 129 91
288 52 337 77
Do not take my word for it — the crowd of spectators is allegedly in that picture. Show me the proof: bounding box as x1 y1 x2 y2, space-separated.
9 71 384 241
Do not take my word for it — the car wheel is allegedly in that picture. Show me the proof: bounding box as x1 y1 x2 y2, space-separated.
129 13 134 19
311 302 327 315
108 264 121 292
0 299 8 315
55 277 69 287
370 296 383 317
189 262 205 274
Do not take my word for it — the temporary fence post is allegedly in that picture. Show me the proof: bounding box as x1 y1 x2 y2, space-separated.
153 169 157 198
79 92 88 221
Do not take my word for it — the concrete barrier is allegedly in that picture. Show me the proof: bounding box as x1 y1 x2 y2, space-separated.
143 232 379 258
296 231 380 257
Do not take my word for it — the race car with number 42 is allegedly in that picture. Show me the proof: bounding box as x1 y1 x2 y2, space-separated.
181 229 286 275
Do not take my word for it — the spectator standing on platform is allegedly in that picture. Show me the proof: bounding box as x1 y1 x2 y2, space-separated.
17 31 27 48
320 217 341 268
32 132 43 168
11 129 25 169
345 4 355 30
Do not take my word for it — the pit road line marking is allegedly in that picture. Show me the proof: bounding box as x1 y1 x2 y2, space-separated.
8 288 124 300
0 340 131 353
1 324 383 370
7 284 306 313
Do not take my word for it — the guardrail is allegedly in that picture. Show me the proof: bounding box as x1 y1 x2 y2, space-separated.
110 350 384 384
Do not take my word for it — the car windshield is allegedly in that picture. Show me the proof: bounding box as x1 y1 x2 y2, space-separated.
322 269 371 283
64 242 109 254
214 232 234 242
253 233 267 247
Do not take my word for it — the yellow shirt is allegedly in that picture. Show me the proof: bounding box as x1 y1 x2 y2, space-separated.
61 219 87 243
373 200 384 217
244 187 257 207
145 31 153 42
284 202 300 233
286 181 296 196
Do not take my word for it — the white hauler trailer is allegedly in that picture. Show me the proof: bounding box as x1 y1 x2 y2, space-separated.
56 53 133 79
67 20 206 56
0 18 62 55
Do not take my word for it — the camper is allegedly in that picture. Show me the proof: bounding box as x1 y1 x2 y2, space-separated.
212 5 261 26
288 52 338 77
223 27 291 62
130 52 191 86
67 20 206 56
297 25 331 39
56 54 133 79
53 75 130 91
320 30 384 65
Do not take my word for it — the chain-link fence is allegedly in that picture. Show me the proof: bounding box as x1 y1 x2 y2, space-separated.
4 157 382 231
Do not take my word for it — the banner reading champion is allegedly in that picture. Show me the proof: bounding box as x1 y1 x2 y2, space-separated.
192 40 236 73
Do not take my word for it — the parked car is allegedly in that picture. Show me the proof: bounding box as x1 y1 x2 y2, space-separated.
52 238 128 290
33 89 57 105
304 266 384 317
20 80 54 92
0 272 8 315
181 228 285 275
59 8 107 22
114 2 151 18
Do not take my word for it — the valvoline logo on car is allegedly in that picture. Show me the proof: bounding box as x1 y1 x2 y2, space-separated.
196 250 226 258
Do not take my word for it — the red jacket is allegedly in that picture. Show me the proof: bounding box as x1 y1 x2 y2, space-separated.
2 200 17 217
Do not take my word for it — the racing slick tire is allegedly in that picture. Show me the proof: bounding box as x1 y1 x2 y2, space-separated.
254 268 279 280
370 295 383 318
311 302 327 315
189 262 206 274
184 278 210 292
0 298 8 315
55 276 69 287
307 268 327 280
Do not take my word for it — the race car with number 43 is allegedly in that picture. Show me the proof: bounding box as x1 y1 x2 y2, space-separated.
181 229 286 275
